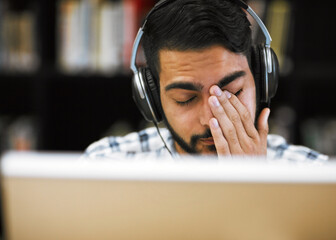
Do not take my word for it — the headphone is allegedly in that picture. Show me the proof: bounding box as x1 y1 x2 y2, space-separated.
130 0 279 124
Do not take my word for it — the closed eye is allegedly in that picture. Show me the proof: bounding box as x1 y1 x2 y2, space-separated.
234 89 243 96
176 96 196 106
175 89 241 106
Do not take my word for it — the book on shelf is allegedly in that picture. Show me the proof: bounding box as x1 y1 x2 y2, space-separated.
98 0 124 74
0 0 4 70
265 0 293 76
122 0 138 72
0 2 40 73
57 0 156 75
58 0 99 73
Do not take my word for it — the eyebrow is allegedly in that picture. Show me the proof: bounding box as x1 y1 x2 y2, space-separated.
165 82 203 92
164 70 246 92
218 71 246 89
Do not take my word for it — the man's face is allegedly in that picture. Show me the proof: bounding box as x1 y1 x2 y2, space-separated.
159 45 256 155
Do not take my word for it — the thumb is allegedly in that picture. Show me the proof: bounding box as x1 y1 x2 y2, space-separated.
257 108 270 138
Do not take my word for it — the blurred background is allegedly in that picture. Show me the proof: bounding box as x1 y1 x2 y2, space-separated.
0 0 335 155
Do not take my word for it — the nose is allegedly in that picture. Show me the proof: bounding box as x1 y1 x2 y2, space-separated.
199 96 214 127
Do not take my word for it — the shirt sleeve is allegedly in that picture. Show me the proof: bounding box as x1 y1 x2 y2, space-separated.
267 134 329 163
81 127 172 160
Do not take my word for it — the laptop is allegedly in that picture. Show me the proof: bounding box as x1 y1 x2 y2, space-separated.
1 151 336 240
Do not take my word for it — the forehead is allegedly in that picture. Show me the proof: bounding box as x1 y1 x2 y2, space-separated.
159 46 249 87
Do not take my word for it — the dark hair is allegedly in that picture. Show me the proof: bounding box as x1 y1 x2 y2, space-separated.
142 0 252 81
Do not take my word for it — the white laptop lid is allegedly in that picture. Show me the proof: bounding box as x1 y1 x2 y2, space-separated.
1 151 336 240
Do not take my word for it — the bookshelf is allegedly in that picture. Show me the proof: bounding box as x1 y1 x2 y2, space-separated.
0 0 151 152
0 0 336 155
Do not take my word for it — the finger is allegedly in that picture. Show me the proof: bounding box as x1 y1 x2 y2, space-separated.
208 96 243 154
210 86 249 143
257 108 270 144
225 90 259 139
209 118 230 155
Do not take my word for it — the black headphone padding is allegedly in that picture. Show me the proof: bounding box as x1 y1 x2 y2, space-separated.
251 44 279 106
142 67 162 122
268 47 279 100
250 44 262 104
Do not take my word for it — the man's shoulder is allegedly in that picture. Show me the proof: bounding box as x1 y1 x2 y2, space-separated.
83 127 172 159
82 129 328 162
267 134 329 162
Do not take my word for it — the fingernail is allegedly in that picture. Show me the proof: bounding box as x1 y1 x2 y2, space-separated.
263 108 270 125
224 91 231 99
210 96 220 107
213 86 222 97
266 108 271 119
210 118 219 128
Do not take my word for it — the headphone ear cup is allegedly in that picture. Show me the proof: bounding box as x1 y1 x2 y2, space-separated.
251 44 279 105
131 67 162 123
268 47 279 100
132 68 155 122
251 44 263 105
142 67 163 122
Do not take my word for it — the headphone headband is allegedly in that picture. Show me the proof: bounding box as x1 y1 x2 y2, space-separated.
131 0 272 74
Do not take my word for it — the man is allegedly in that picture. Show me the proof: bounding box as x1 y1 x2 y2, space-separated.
84 0 328 162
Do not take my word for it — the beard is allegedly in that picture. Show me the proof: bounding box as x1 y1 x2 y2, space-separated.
161 105 260 155
162 114 216 154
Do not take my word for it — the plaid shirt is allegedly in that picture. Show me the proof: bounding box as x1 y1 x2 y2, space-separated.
84 127 329 162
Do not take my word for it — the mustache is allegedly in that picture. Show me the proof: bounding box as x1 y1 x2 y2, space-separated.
190 129 213 147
